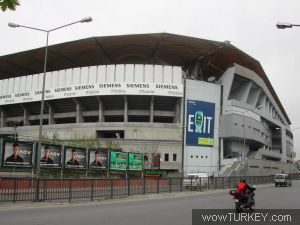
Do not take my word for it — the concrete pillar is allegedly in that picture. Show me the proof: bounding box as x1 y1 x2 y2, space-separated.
96 96 104 122
73 98 84 123
281 127 287 163
150 96 154 123
22 105 30 126
174 98 182 123
124 96 128 123
0 109 7 127
48 104 55 125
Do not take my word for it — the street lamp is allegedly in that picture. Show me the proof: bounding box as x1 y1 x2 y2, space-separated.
276 22 300 29
8 17 93 178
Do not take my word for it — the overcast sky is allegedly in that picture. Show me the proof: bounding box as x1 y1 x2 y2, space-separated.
1 0 300 159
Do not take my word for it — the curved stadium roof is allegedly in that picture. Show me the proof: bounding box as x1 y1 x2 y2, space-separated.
0 33 290 124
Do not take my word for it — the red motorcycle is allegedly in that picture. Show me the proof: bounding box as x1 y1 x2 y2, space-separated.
229 186 256 213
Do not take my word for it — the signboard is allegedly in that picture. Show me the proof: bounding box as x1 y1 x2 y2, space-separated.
186 100 215 146
64 147 87 169
110 151 128 171
0 82 183 106
144 170 162 177
128 153 144 171
89 148 108 170
40 144 62 168
2 141 33 167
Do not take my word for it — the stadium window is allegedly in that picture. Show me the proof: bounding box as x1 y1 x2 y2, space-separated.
173 154 177 161
164 153 169 162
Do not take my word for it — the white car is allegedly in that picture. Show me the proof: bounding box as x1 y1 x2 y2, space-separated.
183 173 208 188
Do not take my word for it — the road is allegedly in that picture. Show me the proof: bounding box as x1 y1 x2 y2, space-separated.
0 180 299 225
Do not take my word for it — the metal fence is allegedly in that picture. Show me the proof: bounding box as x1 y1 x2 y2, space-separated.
0 173 299 203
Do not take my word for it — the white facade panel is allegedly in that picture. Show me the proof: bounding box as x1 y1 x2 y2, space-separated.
89 66 97 84
7 78 14 94
45 72 52 89
134 64 144 82
13 77 20 93
115 65 125 82
173 66 183 84
80 67 89 84
163 66 172 83
72 68 81 85
19 76 26 92
0 80 3 95
106 65 115 82
97 65 106 83
154 65 163 83
125 64 134 82
25 75 32 91
145 65 154 83
32 74 39 91
51 71 59 88
58 70 66 87
65 69 73 86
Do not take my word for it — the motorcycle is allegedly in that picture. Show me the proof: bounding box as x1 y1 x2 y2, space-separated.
229 185 256 213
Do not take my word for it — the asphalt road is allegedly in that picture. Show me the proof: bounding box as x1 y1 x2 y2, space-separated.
0 180 299 225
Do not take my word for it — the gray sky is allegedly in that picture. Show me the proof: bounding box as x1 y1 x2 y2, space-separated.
1 0 300 159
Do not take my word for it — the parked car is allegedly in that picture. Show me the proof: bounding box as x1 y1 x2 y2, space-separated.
183 173 208 188
274 174 292 187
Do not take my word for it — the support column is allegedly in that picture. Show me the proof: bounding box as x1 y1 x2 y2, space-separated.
73 98 84 123
0 108 7 127
281 127 287 163
150 96 154 123
124 96 128 123
48 104 55 125
21 104 30 126
174 98 182 123
96 96 104 122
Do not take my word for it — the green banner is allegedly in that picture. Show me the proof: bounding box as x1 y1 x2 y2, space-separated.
129 153 144 171
110 151 128 170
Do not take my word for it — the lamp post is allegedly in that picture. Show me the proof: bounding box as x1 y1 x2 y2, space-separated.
276 22 300 29
8 17 92 178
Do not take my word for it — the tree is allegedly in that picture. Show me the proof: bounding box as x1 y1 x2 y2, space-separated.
0 0 20 12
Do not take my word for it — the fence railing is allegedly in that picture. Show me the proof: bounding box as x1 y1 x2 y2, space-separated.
0 173 299 203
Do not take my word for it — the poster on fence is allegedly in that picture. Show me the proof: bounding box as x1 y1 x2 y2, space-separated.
128 153 144 171
64 146 87 169
40 144 62 168
110 151 128 171
2 141 34 167
89 148 108 170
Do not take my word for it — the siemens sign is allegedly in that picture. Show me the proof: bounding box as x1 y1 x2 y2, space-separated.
186 100 215 146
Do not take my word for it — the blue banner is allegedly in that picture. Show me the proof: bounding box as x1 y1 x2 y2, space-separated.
186 100 215 146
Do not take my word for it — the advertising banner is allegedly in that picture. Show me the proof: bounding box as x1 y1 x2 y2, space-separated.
109 151 128 171
64 147 87 169
89 148 108 170
186 100 215 146
40 144 62 168
128 153 144 171
0 82 183 106
2 141 34 167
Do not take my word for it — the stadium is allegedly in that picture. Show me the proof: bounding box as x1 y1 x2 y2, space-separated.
0 33 297 176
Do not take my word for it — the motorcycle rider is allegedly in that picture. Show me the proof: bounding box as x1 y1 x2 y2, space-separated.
237 179 255 204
